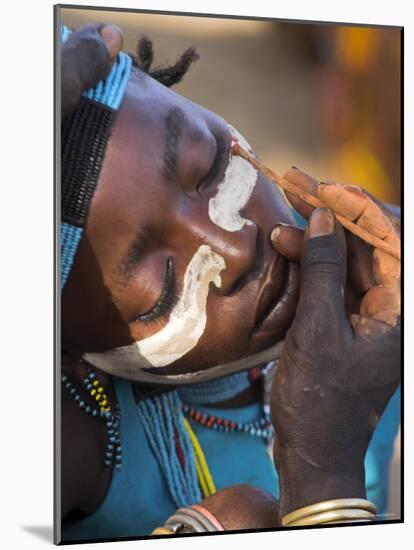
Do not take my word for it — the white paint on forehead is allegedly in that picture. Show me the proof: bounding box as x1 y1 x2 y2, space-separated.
84 245 226 374
208 125 258 232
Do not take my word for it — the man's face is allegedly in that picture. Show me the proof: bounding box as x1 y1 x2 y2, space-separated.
62 67 299 379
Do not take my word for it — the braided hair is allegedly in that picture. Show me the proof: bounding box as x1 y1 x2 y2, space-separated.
129 35 199 88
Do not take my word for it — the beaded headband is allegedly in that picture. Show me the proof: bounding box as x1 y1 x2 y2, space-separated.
60 25 132 289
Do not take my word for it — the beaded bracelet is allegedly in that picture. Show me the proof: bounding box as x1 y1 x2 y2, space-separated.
151 504 225 535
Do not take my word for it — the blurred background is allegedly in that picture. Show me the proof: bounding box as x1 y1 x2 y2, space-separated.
61 8 401 205
61 7 401 518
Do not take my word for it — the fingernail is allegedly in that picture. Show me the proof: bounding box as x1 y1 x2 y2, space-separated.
308 208 335 238
271 223 293 243
346 185 365 197
271 227 281 243
100 24 123 59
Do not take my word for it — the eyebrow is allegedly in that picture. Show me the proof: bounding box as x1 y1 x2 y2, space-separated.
162 107 185 181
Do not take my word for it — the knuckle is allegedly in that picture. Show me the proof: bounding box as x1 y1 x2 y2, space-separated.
318 182 366 220
357 202 393 239
303 233 343 265
303 240 342 270
71 30 108 66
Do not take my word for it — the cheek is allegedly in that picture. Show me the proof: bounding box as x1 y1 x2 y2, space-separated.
166 290 257 372
61 237 136 353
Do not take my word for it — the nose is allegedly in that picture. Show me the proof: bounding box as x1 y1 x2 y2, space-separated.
172 198 259 295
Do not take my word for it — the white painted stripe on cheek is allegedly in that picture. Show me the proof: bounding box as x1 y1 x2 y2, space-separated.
84 245 226 373
208 125 258 232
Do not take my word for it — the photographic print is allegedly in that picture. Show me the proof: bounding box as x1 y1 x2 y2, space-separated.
56 4 402 544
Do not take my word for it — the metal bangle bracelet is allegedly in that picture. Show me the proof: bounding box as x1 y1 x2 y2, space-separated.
287 508 376 527
152 505 224 534
282 498 377 526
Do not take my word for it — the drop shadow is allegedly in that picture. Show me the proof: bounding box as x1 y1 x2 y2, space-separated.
20 525 53 543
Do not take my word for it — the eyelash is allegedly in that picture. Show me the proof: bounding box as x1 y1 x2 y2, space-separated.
197 132 227 191
136 257 177 325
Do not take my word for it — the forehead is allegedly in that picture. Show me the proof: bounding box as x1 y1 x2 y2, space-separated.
113 68 220 145
119 70 181 125
96 72 175 215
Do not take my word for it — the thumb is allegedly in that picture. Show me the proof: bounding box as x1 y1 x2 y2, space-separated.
61 24 123 119
298 208 348 330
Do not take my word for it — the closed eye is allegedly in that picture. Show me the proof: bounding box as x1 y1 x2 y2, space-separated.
197 129 230 192
136 257 177 324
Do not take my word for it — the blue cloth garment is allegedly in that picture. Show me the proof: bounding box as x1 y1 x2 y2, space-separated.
365 387 400 518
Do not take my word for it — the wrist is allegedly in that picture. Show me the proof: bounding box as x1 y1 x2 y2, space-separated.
276 445 366 517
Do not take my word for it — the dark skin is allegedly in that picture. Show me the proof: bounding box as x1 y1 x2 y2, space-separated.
271 206 400 518
61 28 400 529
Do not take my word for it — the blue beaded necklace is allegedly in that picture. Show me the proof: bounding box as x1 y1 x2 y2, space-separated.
177 370 251 405
135 367 274 509
137 391 202 508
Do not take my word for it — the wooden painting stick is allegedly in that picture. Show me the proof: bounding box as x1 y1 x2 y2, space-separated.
232 143 400 261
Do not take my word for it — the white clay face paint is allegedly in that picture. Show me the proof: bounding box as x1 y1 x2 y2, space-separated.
84 245 226 376
208 125 258 232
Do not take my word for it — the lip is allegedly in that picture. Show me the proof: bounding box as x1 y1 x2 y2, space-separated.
251 257 299 345
253 253 286 327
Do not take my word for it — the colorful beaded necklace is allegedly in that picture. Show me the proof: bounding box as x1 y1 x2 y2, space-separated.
181 402 273 444
61 369 122 470
62 363 275 510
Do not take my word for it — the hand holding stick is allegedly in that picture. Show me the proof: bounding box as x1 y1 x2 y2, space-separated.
231 142 400 262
